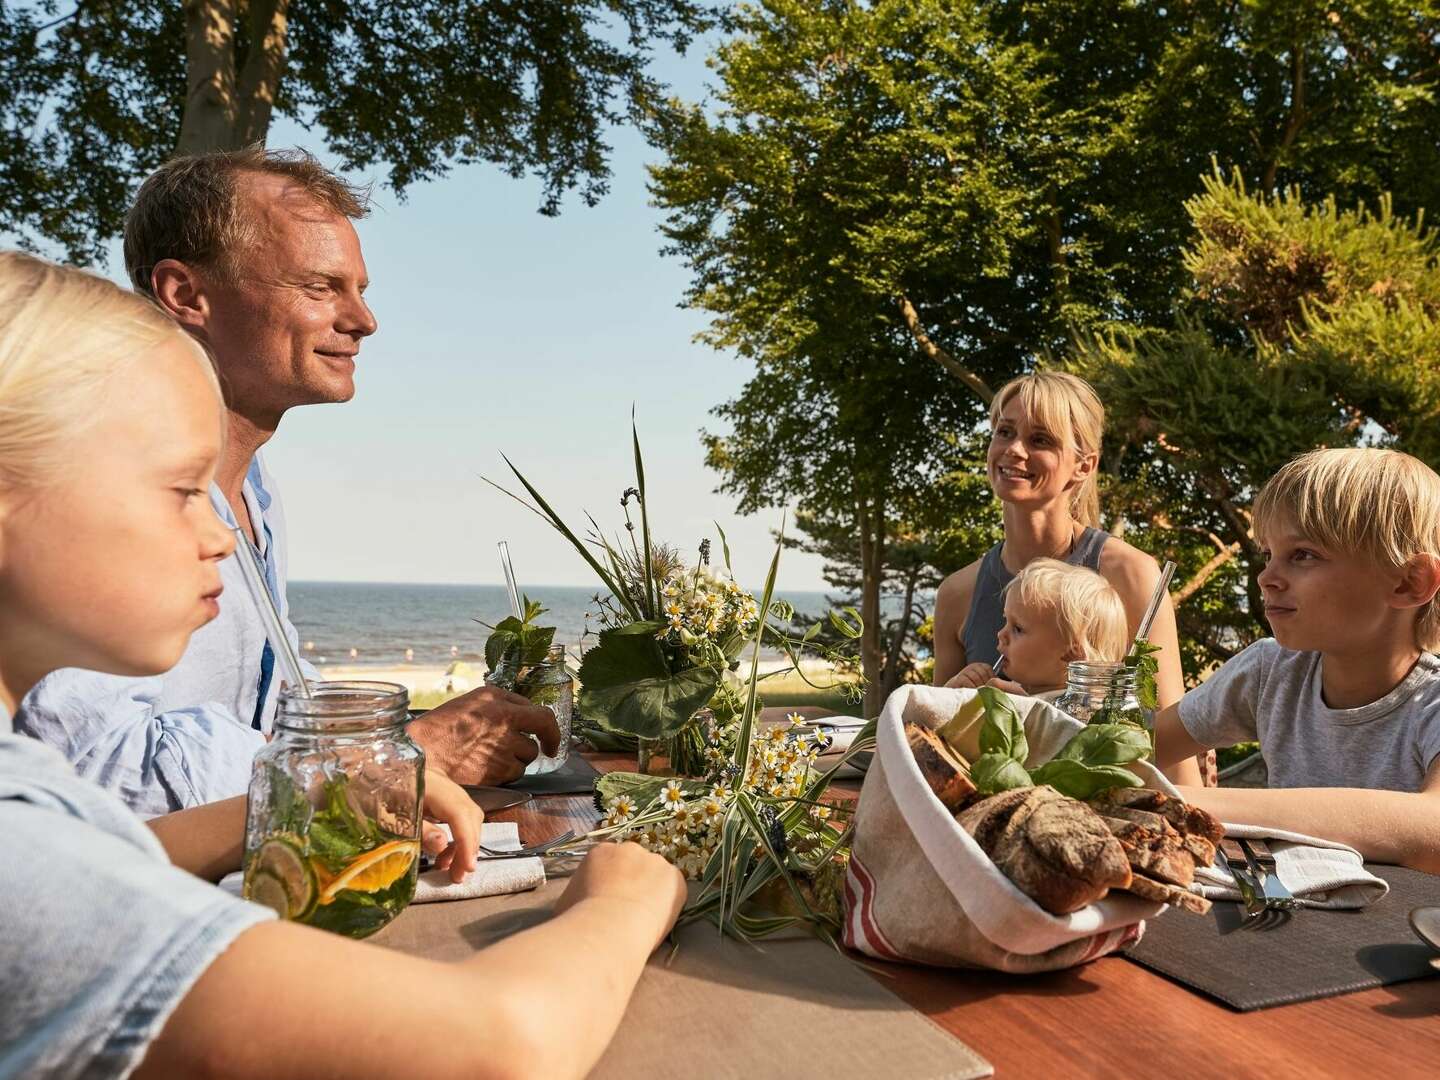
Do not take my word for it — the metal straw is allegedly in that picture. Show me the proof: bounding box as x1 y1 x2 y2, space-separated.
498 540 523 619
1133 559 1178 646
992 653 1007 679
231 527 311 698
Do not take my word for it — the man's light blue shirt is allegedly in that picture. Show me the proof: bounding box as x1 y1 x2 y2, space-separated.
16 453 315 818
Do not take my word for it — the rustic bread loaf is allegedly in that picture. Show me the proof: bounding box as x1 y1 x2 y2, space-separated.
905 721 979 812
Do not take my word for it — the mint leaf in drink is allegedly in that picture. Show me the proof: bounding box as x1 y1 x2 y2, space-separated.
1125 640 1162 712
482 596 557 683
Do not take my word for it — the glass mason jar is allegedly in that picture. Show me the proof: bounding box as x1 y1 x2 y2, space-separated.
242 681 424 939
487 644 573 775
1053 661 1155 758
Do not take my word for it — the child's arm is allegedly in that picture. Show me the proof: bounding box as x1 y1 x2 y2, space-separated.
135 841 686 1080
147 768 483 884
1154 701 1209 771
1177 762 1440 874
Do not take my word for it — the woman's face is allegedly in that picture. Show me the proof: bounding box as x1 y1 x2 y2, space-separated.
987 399 1095 511
0 338 233 697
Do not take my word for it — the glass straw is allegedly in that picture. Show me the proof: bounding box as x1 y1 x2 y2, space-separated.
231 527 311 698
498 540 523 619
1133 559 1178 646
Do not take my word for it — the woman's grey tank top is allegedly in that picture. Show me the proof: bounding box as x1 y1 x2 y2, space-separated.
959 527 1110 667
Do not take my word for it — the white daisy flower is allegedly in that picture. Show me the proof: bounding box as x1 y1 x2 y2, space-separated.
660 780 686 813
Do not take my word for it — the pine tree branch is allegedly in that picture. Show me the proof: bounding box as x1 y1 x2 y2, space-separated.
897 295 994 404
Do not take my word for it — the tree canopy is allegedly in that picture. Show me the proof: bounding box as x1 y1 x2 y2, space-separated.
0 0 711 262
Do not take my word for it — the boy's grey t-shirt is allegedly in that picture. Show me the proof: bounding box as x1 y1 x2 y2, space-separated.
1178 638 1440 791
0 728 273 1079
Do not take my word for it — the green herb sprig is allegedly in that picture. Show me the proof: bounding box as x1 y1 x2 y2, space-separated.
966 687 1147 800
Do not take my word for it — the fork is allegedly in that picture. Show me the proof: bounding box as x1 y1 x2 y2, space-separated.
477 829 578 860
1218 840 1266 919
1238 837 1298 911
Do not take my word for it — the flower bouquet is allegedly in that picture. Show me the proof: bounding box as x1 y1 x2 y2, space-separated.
489 421 875 940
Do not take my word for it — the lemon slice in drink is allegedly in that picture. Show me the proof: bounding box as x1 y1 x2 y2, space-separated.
243 870 293 918
247 836 318 919
318 839 420 904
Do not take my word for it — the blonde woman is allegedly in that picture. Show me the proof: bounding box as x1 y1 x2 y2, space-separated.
0 252 684 1079
933 371 1204 784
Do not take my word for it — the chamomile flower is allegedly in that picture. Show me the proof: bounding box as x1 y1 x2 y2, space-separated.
660 780 686 813
711 781 735 801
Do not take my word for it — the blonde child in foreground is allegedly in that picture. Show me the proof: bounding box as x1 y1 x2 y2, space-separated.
947 558 1129 699
1156 448 1440 874
0 252 685 1079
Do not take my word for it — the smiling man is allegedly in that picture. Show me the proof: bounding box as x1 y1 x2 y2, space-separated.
18 148 558 816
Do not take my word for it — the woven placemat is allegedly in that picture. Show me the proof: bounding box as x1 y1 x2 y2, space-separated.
375 878 991 1079
1124 864 1440 1011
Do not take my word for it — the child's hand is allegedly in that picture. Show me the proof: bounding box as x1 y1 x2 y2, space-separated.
945 662 994 689
985 676 1028 695
554 841 686 949
421 767 483 884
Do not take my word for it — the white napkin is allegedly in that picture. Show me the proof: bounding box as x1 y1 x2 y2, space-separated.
1196 822 1389 909
414 821 545 903
218 822 545 906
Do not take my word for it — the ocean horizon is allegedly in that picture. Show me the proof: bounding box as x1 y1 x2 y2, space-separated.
288 580 907 667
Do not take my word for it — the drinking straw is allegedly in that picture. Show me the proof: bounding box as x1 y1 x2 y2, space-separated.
498 540 523 619
231 527 311 698
992 653 1007 679
1132 559 1178 646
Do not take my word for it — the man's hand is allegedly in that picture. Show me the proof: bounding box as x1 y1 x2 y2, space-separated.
407 685 561 786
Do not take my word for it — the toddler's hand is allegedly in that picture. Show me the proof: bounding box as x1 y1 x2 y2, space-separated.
945 662 994 690
986 677 1028 695
554 841 685 949
421 767 483 883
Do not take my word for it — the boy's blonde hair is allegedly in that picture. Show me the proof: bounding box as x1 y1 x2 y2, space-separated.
0 251 219 493
1253 447 1440 651
1004 558 1129 662
989 371 1105 527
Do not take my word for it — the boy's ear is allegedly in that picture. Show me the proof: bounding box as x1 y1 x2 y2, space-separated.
1392 553 1440 611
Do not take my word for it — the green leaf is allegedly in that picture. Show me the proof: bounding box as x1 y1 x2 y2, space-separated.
579 665 719 740
971 753 1032 794
1054 724 1151 767
609 620 669 636
633 415 656 619
593 772 671 811
714 520 734 571
484 628 518 674
976 687 1027 763
827 606 863 639
1029 760 1143 800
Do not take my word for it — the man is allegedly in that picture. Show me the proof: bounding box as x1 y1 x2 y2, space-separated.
19 148 558 816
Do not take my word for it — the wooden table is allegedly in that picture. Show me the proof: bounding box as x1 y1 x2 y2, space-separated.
486 754 1440 1078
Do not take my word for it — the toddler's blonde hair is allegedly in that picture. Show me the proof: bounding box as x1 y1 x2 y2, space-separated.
1253 447 1440 652
0 251 218 493
988 370 1105 527
1004 558 1129 663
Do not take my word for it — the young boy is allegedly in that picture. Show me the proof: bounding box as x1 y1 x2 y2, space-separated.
1156 448 1440 872
947 558 1130 698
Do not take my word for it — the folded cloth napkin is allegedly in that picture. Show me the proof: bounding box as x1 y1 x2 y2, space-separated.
218 822 545 905
1195 822 1389 910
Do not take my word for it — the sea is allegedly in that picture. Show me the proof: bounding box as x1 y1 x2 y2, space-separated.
288 581 870 667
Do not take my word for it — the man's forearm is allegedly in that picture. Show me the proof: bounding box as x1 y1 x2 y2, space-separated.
1178 785 1440 873
147 795 248 881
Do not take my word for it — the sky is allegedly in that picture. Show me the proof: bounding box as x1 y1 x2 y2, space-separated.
73 38 835 593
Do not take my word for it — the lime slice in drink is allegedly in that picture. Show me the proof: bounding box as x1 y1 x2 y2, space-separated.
244 869 293 919
248 836 318 919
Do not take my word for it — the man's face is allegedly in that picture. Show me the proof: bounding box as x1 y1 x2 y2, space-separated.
199 173 377 420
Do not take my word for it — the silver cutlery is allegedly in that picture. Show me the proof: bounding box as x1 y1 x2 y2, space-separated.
478 829 577 860
1218 840 1267 919
1238 837 1298 911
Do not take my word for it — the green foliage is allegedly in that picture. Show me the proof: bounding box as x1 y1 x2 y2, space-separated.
577 628 721 739
1074 170 1440 670
968 689 1145 798
482 596 556 674
650 0 1440 700
0 0 713 262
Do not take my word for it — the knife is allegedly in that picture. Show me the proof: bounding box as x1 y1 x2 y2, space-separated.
1218 839 1266 918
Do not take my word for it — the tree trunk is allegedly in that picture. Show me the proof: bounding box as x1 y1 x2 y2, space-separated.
897 295 994 404
879 565 919 700
857 497 887 720
178 0 291 155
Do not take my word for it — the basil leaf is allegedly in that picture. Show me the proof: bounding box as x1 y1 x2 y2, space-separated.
976 686 1027 763
1029 759 1144 800
1054 724 1151 767
971 752 1033 794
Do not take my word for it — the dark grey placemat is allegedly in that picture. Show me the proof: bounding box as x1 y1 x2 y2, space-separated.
1124 864 1440 1010
505 751 600 795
